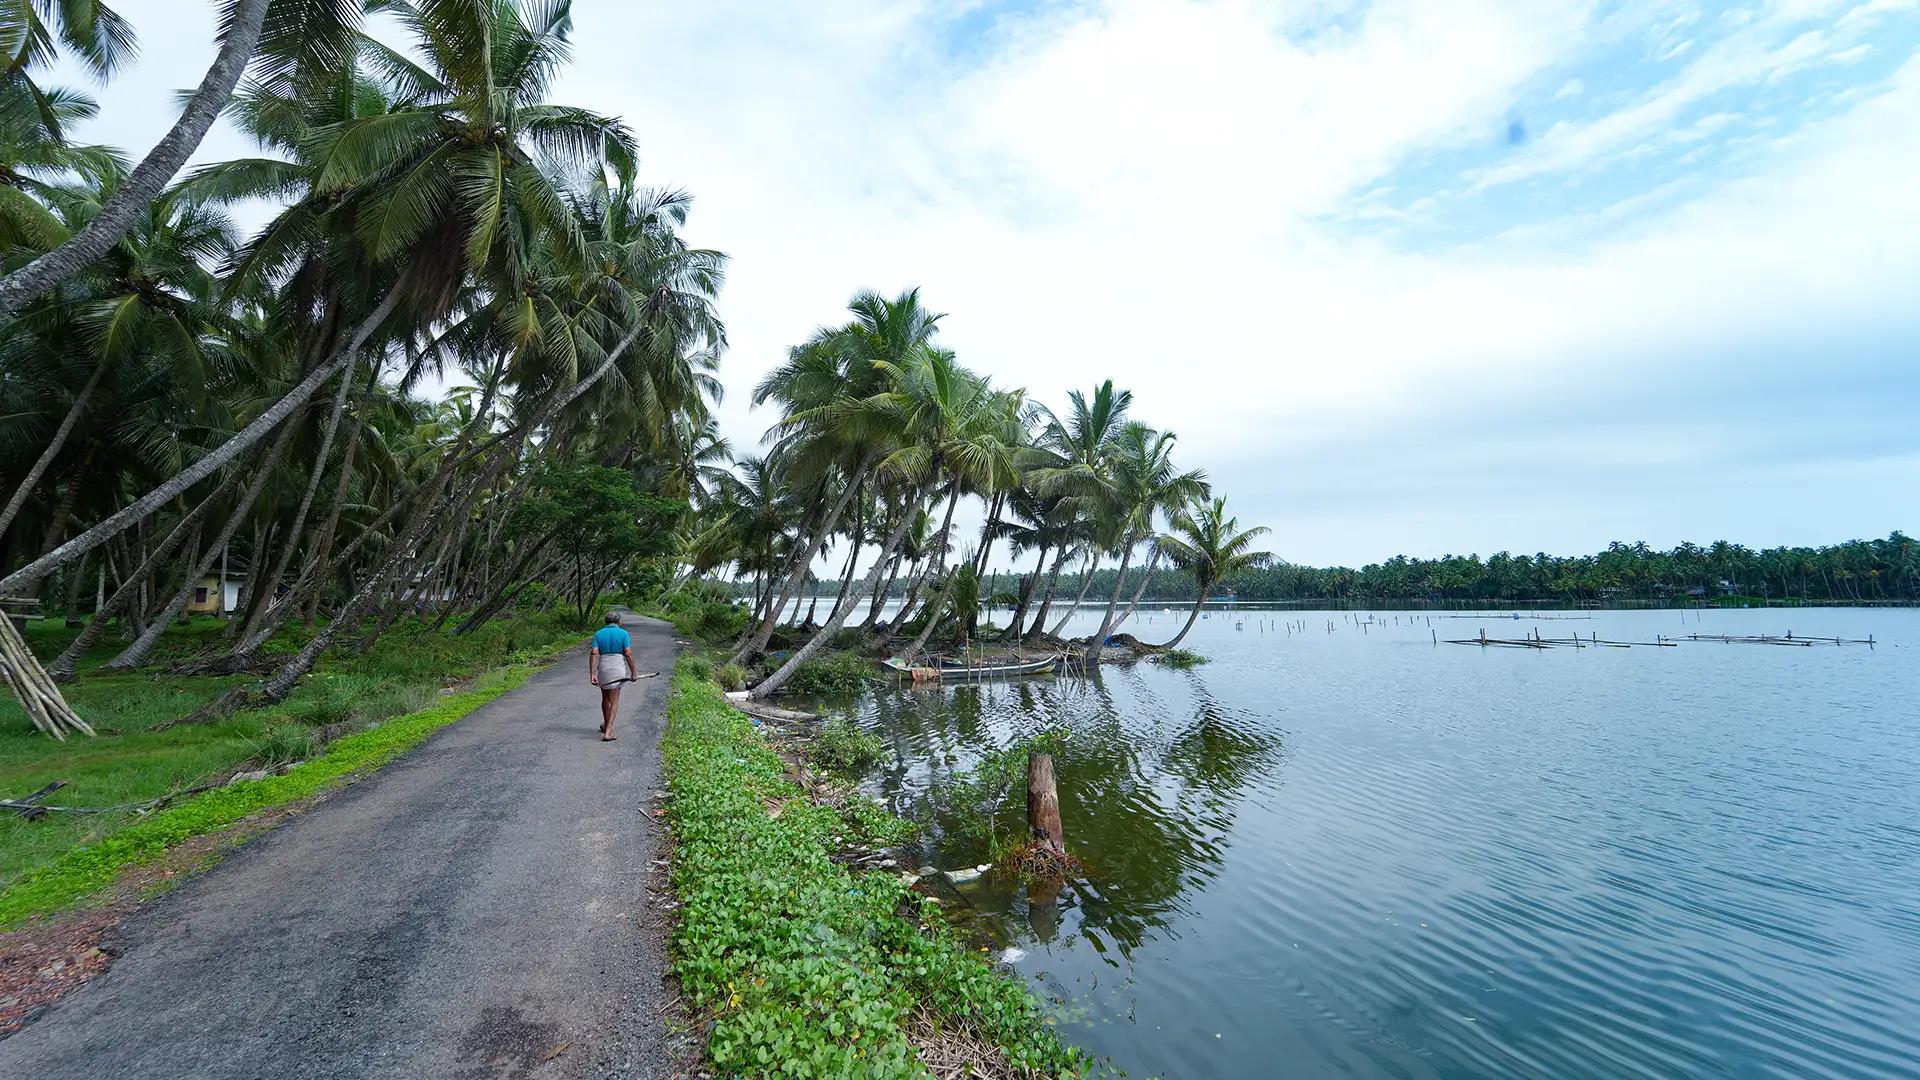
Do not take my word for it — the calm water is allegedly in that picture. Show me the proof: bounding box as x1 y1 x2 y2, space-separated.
843 606 1920 1078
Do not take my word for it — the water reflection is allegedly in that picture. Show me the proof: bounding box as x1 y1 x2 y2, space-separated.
853 666 1282 964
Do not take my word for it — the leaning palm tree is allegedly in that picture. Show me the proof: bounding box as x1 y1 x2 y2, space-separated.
0 0 364 315
1154 497 1272 650
1067 422 1208 666
749 342 984 699
729 288 939 665
893 383 1025 664
244 0 653 703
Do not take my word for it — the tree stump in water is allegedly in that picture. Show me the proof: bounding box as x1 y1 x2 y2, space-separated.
1027 752 1065 854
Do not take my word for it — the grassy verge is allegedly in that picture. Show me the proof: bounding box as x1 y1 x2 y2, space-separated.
663 664 1087 1077
1 610 586 901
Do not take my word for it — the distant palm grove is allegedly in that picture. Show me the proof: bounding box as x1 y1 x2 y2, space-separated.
907 535 1916 606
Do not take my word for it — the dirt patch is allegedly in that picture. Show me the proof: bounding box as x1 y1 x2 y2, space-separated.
0 796 314 1037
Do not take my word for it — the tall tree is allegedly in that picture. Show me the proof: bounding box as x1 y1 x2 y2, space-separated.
1153 497 1271 650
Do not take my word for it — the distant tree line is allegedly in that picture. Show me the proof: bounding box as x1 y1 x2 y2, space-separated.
790 535 1920 605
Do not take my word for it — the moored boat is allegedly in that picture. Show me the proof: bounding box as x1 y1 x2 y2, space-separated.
880 653 1062 681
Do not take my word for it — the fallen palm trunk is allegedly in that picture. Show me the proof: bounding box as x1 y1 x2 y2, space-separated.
722 691 819 724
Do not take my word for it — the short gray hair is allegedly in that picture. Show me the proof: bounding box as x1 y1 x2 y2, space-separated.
605 611 621 624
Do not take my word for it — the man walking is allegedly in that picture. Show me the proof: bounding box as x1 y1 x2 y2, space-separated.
589 612 641 741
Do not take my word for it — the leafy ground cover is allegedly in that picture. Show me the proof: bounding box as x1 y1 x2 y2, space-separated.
0 611 584 899
661 666 1088 1077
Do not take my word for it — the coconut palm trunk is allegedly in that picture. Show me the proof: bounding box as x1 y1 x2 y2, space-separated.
453 532 556 634
0 361 106 541
875 552 929 639
1047 552 1101 639
862 549 904 629
1082 540 1138 666
1004 542 1050 639
1112 549 1161 633
103 418 299 672
238 362 360 643
972 491 1004 576
248 316 651 705
731 454 873 664
1156 597 1206 650
826 499 865 622
1024 548 1071 641
300 418 361 625
49 478 232 680
752 479 948 700
897 576 956 665
0 285 402 595
0 0 273 317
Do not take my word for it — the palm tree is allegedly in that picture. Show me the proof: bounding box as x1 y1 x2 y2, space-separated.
893 382 1024 664
1154 497 1271 649
730 288 938 664
250 0 664 702
0 175 235 567
749 340 983 699
0 0 365 315
1070 422 1208 666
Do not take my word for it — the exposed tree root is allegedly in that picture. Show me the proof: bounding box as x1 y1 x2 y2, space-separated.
1002 841 1083 884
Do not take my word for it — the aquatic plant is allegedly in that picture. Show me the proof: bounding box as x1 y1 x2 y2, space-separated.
782 650 875 697
1152 648 1210 669
811 717 886 776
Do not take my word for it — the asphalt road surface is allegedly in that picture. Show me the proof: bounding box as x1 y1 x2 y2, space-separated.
0 613 682 1079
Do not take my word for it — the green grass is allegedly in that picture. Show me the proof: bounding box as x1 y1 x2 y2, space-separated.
663 666 1087 1077
0 610 587 898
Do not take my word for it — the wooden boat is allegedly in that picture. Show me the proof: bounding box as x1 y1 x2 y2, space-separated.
880 653 1061 681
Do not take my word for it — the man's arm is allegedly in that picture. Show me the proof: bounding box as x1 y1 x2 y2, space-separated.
589 644 600 684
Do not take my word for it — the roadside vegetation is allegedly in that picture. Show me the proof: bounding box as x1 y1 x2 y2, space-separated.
0 1 1230 1071
663 665 1087 1078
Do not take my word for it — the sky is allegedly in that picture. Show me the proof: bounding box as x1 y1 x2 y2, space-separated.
51 0 1920 570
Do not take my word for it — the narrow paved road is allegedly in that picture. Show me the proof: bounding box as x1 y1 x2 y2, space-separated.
0 614 682 1080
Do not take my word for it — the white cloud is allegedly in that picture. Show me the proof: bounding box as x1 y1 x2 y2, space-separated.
1467 2 1894 192
41 0 1920 564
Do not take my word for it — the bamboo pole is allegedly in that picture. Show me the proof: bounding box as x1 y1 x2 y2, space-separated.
0 611 93 738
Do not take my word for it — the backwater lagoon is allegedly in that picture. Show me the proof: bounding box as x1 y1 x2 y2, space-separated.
830 606 1919 1078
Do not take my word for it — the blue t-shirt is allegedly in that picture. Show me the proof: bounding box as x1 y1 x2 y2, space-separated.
592 625 630 654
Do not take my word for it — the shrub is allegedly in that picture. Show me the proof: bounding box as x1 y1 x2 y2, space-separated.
250 724 318 770
714 662 749 691
783 650 874 696
681 655 716 683
810 717 885 776
1152 648 1210 669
